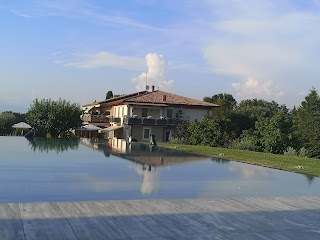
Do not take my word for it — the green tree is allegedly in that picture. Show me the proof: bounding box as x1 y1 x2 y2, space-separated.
255 111 295 154
106 91 114 100
294 88 320 158
203 93 237 119
0 112 16 135
176 120 190 143
188 115 222 147
26 98 82 137
230 99 288 137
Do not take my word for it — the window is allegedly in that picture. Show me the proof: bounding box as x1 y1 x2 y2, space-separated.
142 108 148 118
167 109 173 118
143 128 151 140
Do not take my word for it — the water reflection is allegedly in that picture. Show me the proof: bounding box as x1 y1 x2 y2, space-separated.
80 138 209 195
229 164 269 179
305 174 316 185
129 163 159 194
27 137 80 153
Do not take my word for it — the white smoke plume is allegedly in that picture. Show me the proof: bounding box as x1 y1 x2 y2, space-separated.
132 53 174 91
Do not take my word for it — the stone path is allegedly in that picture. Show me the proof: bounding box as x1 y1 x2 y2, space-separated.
1 196 320 239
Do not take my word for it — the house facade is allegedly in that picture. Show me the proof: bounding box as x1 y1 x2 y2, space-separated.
81 87 219 142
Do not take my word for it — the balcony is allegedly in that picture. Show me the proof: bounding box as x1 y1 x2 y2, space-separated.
82 114 110 123
124 116 184 126
109 116 121 124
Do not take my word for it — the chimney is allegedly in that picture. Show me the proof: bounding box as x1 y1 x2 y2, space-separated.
162 95 167 102
151 85 155 92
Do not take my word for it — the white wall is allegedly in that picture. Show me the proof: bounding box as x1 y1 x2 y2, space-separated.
174 108 212 122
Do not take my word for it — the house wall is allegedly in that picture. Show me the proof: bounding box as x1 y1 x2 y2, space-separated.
179 108 212 122
131 126 165 142
131 107 162 118
112 105 128 125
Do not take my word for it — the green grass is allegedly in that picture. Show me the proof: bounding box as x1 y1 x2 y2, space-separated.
157 142 320 177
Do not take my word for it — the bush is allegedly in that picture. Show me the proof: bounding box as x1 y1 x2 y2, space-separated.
298 147 309 158
229 136 262 152
283 147 297 156
168 137 184 144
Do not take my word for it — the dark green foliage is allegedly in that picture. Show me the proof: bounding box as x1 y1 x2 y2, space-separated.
231 99 288 136
229 130 262 152
176 120 190 143
0 112 16 135
188 115 222 147
0 111 27 135
26 98 82 137
294 88 320 158
106 91 114 100
254 111 295 154
203 93 237 119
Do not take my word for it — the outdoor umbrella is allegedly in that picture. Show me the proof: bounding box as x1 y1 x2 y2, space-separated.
12 122 32 129
12 122 32 136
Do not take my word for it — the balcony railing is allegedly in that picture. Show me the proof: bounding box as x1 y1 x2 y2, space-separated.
109 116 121 124
124 117 184 126
82 114 110 123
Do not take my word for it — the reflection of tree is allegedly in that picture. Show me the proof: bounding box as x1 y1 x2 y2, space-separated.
27 137 79 153
305 174 316 185
211 158 229 164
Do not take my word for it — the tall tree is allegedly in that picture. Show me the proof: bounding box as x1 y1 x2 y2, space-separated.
106 91 114 100
294 88 320 158
26 98 82 137
203 93 237 119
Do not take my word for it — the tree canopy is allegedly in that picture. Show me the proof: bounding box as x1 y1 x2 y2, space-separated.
106 91 114 100
294 88 320 158
204 93 237 119
26 98 82 137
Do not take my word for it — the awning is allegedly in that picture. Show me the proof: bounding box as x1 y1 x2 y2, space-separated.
99 125 123 133
76 124 102 131
83 124 102 130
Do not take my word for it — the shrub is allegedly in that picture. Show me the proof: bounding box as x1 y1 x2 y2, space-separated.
298 147 309 158
283 146 297 156
229 136 262 152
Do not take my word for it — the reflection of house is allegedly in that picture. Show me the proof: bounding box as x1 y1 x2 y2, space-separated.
80 139 207 167
81 86 219 142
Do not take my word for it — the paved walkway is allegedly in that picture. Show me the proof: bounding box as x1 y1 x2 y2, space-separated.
1 196 320 240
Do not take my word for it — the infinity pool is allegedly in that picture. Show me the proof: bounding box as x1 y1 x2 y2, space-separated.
0 136 319 203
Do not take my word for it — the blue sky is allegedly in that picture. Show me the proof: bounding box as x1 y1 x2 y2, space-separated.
1 0 320 112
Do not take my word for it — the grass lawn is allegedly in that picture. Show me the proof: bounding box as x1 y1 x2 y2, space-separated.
157 142 320 177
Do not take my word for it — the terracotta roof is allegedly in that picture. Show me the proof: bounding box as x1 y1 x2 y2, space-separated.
83 91 148 107
125 102 169 107
124 90 219 107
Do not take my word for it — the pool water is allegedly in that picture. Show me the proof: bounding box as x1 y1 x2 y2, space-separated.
0 136 319 203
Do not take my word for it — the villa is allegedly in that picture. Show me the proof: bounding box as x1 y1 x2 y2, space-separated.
81 86 219 142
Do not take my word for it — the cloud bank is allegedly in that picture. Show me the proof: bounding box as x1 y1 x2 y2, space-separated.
64 51 145 71
132 53 174 92
203 0 320 101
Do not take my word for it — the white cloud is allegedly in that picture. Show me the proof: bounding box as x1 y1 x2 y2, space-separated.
132 53 174 92
203 0 320 101
64 51 145 71
232 77 284 100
